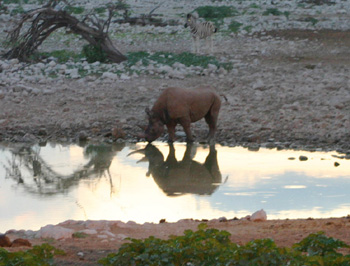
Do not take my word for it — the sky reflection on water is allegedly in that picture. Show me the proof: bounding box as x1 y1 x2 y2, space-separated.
0 141 349 232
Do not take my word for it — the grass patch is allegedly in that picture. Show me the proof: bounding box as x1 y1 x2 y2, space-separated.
126 51 232 70
29 50 232 79
249 3 261 9
82 43 109 63
194 5 239 19
10 5 25 15
304 16 319 26
64 5 85 15
192 5 239 29
33 50 83 63
94 6 107 14
228 20 243 33
73 232 89 239
263 8 290 19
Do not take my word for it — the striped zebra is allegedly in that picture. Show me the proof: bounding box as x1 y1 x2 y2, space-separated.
184 12 217 54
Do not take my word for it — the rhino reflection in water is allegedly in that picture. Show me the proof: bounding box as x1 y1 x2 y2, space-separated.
132 144 222 196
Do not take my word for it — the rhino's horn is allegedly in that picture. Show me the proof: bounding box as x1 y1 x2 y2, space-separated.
127 148 146 157
136 157 148 163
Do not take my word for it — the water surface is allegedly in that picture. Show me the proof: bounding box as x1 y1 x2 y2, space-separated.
0 142 349 232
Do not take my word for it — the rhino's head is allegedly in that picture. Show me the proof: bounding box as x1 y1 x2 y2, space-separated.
143 107 164 143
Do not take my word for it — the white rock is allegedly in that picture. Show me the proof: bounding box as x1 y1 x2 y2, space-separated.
59 220 81 226
102 72 119 80
173 62 186 69
168 69 185 79
36 225 74 240
120 73 130 80
117 234 128 240
48 61 56 67
158 65 173 73
207 64 218 72
79 229 97 235
218 67 227 76
252 79 265 90
9 59 19 66
65 68 80 79
101 230 116 237
250 209 267 222
31 88 41 95
35 62 45 69
59 64 67 70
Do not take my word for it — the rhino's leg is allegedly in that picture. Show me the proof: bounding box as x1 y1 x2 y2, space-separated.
205 115 217 140
166 122 177 143
205 100 221 142
179 118 194 143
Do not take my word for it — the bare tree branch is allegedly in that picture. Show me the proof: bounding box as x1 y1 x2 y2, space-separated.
3 2 127 63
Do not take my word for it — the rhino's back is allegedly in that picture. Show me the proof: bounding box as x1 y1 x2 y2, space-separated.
161 87 220 121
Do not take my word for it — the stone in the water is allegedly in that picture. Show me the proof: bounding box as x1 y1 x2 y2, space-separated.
299 155 308 161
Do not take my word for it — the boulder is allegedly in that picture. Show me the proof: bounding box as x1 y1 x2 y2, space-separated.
36 225 74 240
250 209 267 222
0 234 11 247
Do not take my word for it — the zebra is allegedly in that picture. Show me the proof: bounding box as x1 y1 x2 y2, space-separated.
184 12 218 54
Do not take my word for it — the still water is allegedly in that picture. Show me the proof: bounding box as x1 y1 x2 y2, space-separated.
0 141 350 232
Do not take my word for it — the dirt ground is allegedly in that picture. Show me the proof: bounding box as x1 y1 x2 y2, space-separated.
1 29 350 152
5 216 350 265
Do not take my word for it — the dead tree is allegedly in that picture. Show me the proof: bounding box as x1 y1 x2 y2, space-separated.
113 3 176 27
3 1 127 63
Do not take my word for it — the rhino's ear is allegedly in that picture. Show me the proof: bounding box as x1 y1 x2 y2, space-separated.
145 107 151 117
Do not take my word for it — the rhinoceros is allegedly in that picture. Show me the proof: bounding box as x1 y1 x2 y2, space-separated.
140 87 221 143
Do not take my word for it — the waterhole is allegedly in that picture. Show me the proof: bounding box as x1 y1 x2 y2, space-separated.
0 141 349 232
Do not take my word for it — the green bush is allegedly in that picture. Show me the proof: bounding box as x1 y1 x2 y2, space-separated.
228 20 243 33
0 244 65 266
82 44 108 63
64 6 85 15
293 231 349 256
99 225 350 266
